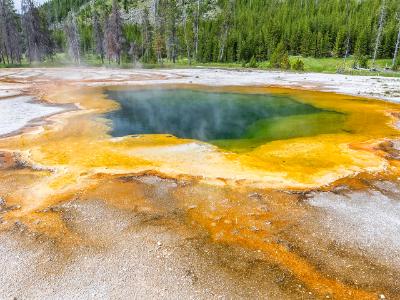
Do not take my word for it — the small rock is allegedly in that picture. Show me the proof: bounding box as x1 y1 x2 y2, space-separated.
250 226 259 232
33 219 42 225
14 221 26 232
4 205 21 211
258 205 269 212
379 294 386 299
248 192 262 199
231 229 240 235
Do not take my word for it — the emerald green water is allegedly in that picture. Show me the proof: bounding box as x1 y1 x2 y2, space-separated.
105 89 347 151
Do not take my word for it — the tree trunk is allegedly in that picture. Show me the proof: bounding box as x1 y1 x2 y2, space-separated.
218 0 234 62
3 43 9 64
194 0 200 60
373 0 386 68
392 13 400 68
182 0 191 65
343 0 351 64
218 31 227 62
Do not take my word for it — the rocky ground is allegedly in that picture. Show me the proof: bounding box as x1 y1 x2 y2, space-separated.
0 197 293 299
1 175 399 299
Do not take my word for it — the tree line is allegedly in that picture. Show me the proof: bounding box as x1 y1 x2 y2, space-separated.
0 0 400 69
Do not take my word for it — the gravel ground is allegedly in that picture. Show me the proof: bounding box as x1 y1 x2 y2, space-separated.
0 198 294 300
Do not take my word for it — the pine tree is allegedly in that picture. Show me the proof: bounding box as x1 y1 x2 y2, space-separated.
334 27 347 58
300 27 312 57
2 0 400 67
270 41 290 69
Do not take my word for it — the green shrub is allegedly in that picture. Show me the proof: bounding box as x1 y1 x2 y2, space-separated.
270 41 291 69
248 56 258 68
336 64 346 74
281 53 291 69
354 55 369 69
292 58 304 71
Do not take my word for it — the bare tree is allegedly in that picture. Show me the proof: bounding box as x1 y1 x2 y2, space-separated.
21 0 54 63
372 0 386 68
392 12 400 69
64 13 81 64
166 0 179 63
153 0 165 64
104 0 123 64
181 0 192 64
0 35 4 64
141 8 152 63
193 0 200 60
92 11 105 64
218 0 234 62
0 0 22 64
342 0 351 64
104 19 112 64
129 41 139 67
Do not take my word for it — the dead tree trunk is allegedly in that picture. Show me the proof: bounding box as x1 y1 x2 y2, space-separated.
218 24 229 62
343 0 351 64
218 0 234 62
193 0 200 60
166 0 178 64
392 12 400 68
182 0 191 65
372 0 386 68
64 13 81 65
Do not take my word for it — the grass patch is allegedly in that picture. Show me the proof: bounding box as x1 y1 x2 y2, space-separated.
1 54 399 78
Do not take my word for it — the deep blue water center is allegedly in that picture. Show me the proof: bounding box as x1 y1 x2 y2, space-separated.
105 88 345 150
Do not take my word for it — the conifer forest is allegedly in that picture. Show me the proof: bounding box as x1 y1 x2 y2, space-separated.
0 0 399 69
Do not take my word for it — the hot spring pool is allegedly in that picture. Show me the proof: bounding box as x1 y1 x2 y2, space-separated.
105 88 347 151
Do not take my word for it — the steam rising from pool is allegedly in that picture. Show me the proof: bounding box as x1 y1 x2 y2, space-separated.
105 89 346 151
